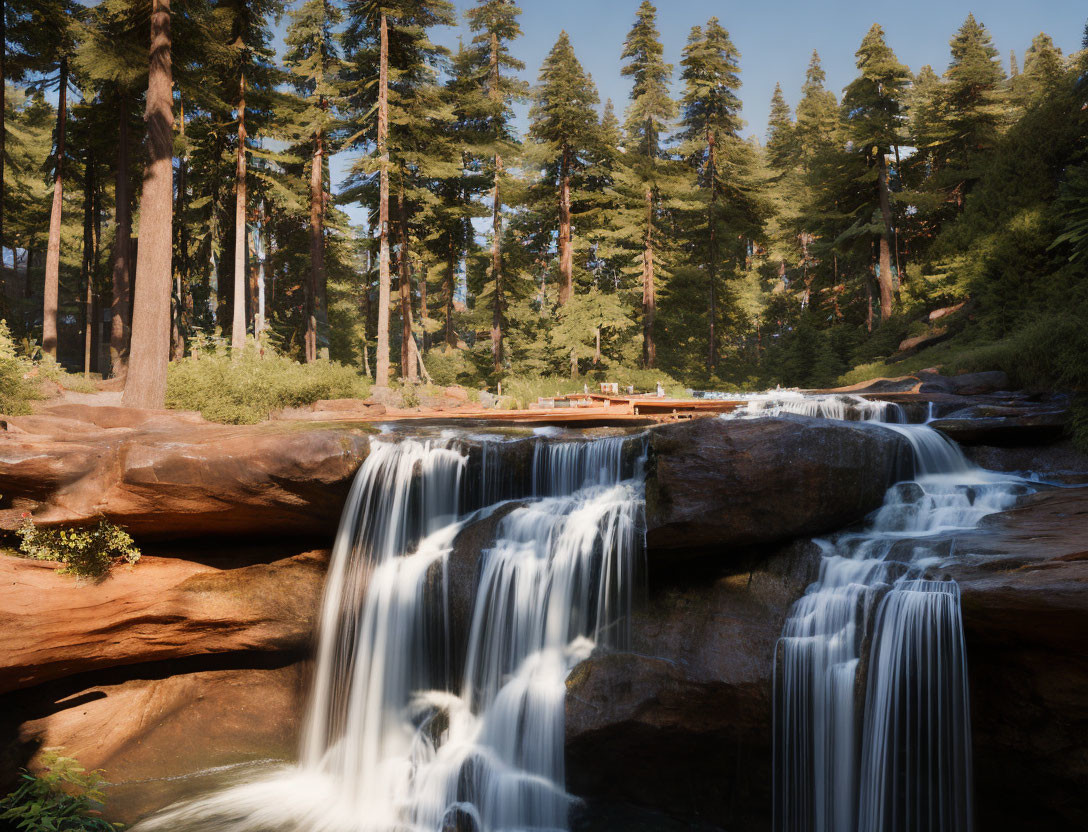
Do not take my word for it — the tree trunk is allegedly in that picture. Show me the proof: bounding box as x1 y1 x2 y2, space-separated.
490 156 504 373
419 260 428 353
172 91 188 361
642 187 656 368
558 145 573 305
374 13 391 387
122 0 173 409
445 234 456 348
82 150 94 376
876 151 895 322
110 99 132 378
706 128 718 371
569 347 577 379
397 181 417 383
306 128 326 362
43 56 69 358
1 0 6 260
231 72 247 350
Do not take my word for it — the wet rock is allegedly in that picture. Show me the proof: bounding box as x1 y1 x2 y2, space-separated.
963 441 1088 484
0 412 370 539
930 404 1069 445
942 487 1088 831
918 370 1010 395
0 547 327 693
441 806 480 832
566 539 820 831
645 416 910 560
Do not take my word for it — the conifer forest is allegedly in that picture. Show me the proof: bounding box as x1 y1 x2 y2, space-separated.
3 0 1087 406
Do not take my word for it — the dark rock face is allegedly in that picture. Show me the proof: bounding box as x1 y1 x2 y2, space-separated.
0 412 371 539
645 416 910 560
943 488 1088 831
566 540 820 831
918 370 1010 395
963 440 1088 484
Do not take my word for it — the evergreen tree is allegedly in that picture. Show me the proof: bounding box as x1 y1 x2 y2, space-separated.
285 0 346 362
840 23 910 321
620 0 676 367
765 83 795 173
528 31 601 308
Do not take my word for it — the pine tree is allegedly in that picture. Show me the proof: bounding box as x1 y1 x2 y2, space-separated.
794 52 839 167
122 0 173 408
1013 33 1064 108
620 0 675 368
765 83 795 173
841 24 910 321
285 0 345 362
528 31 601 308
465 0 527 374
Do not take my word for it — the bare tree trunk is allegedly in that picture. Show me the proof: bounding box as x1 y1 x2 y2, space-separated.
642 187 656 368
706 128 718 371
876 151 895 322
172 91 188 361
445 234 456 348
490 156 504 372
122 0 173 409
231 73 247 350
397 181 417 383
419 260 428 353
306 128 325 362
82 150 94 376
1 0 6 261
558 145 573 305
110 98 132 378
43 56 69 358
374 13 391 387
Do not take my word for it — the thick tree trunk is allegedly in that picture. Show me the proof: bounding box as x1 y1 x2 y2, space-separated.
306 129 325 363
1 0 6 260
876 151 895 322
642 187 656 369
172 92 188 361
558 146 573 305
374 14 391 387
419 260 428 353
706 128 718 371
231 73 247 350
122 0 173 409
110 100 132 378
397 182 417 383
491 156 503 373
81 151 94 376
43 56 69 358
445 234 456 348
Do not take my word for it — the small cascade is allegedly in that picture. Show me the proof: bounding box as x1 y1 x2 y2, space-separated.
136 431 645 832
732 392 906 424
771 400 1029 832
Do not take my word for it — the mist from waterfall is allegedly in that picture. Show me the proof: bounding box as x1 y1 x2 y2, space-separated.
768 396 1029 832
135 433 645 832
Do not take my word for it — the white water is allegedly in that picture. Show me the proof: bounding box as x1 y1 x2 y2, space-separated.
770 403 1030 832
729 391 906 423
136 434 644 832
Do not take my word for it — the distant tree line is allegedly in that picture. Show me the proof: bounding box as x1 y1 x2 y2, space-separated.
1 1 1086 405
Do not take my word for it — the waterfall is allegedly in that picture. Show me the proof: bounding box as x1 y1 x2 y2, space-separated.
769 403 1029 832
135 432 645 832
731 392 906 424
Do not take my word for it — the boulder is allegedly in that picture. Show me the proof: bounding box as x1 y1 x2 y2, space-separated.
941 487 1088 831
897 326 950 353
930 403 1069 445
566 540 819 831
0 547 327 693
645 416 910 559
963 441 1088 484
0 414 371 539
4 659 305 825
918 370 1010 395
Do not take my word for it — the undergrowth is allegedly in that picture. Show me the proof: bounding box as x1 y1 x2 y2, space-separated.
0 749 120 831
16 517 141 578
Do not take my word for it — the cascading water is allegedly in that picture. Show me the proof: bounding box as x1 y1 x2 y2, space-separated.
136 432 644 832
767 397 1030 832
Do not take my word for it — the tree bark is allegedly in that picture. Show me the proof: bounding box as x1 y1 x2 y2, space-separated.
490 156 503 373
43 56 69 358
172 91 188 361
876 151 895 322
122 0 173 409
642 187 656 368
374 13 391 387
706 127 718 371
558 145 573 305
110 97 132 378
306 128 326 362
231 73 248 350
81 150 94 376
419 260 428 353
1 0 6 260
445 233 456 348
397 180 417 383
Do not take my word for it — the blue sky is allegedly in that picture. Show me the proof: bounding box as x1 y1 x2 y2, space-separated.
328 0 1086 224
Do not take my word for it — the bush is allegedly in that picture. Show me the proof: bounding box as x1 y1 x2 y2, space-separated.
0 320 40 416
0 749 120 831
423 347 483 387
166 336 371 424
17 517 140 578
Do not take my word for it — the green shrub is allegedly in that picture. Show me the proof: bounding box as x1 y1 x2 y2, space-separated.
166 336 371 424
35 355 99 394
17 517 140 578
423 347 482 387
0 749 120 831
0 320 40 416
